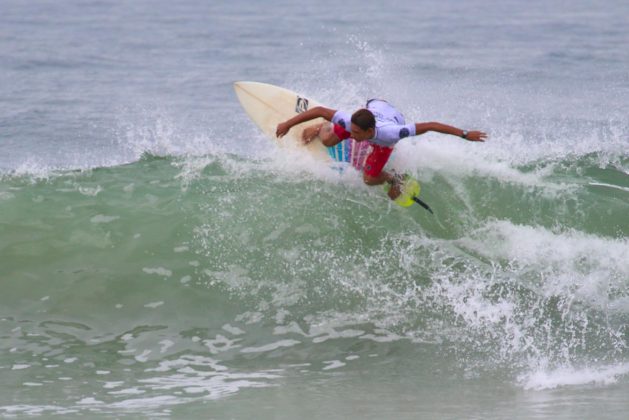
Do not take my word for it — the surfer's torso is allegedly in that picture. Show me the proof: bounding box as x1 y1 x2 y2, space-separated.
331 99 416 147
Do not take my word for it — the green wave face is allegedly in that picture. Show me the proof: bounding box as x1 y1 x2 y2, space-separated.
1 150 628 416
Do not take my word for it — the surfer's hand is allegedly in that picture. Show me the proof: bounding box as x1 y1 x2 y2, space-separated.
276 122 291 138
465 131 487 142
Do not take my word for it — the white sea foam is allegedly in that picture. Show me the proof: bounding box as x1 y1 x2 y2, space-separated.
361 330 404 343
519 363 629 390
216 144 369 193
135 350 152 362
203 334 241 354
393 139 553 189
145 355 226 374
78 185 103 196
142 267 173 277
120 113 222 163
108 387 145 396
130 354 282 404
222 324 245 336
240 339 301 354
77 397 104 405
90 214 120 224
588 182 629 193
458 220 629 311
0 404 78 416
312 329 365 344
322 360 346 370
108 395 182 410
159 340 175 354
205 266 251 289
9 157 56 180
103 381 125 389
0 191 15 201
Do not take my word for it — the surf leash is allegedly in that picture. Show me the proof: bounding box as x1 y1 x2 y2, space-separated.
412 196 434 214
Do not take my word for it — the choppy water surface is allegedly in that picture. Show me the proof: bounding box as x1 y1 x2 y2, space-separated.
1 0 628 418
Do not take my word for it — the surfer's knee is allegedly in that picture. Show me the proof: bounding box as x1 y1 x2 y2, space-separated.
321 136 338 147
320 123 341 147
362 173 381 186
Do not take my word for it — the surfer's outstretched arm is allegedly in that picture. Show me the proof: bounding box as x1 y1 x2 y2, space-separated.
276 106 336 138
414 122 487 142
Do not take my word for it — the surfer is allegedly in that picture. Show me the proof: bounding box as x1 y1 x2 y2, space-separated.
276 100 486 198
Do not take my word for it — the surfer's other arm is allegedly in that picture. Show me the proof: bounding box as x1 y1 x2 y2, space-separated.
276 106 336 138
414 122 487 142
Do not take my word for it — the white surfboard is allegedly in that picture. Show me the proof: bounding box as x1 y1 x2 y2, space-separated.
233 81 331 161
234 81 374 167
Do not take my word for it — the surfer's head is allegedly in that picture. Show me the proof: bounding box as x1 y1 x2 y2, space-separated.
350 109 375 141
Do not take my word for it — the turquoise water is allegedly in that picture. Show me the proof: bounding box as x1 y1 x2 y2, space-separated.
1 0 629 417
2 150 628 417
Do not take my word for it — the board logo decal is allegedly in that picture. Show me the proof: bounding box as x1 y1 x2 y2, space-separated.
295 97 309 113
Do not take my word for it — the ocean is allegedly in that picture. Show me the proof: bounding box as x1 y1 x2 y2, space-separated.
1 0 628 418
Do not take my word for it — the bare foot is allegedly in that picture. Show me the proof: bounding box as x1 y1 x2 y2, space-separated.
387 183 401 200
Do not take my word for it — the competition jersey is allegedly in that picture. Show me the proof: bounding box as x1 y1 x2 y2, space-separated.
330 99 416 147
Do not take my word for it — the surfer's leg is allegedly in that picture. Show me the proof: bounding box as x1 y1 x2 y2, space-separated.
319 122 342 147
364 169 402 200
302 122 342 147
362 145 404 199
302 123 322 144
363 169 392 185
362 145 394 185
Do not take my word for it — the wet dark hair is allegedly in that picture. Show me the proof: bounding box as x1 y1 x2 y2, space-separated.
351 109 375 131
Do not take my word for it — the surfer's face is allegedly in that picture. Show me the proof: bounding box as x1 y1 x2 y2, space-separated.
350 124 374 141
